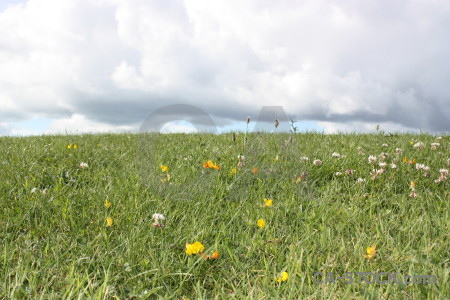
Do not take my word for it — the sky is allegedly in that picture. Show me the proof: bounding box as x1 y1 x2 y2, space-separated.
0 0 449 135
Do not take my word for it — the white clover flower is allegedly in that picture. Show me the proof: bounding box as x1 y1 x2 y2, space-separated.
436 136 442 140
390 163 397 169
382 143 388 147
299 157 309 162
413 142 424 149
345 169 355 175
356 178 366 183
31 187 38 193
431 143 440 150
379 153 389 161
423 166 431 171
152 213 166 221
335 171 343 176
379 162 387 168
313 159 322 166
440 169 449 176
395 148 402 155
332 152 341 158
416 164 425 170
368 155 377 164
237 155 245 160
79 162 89 169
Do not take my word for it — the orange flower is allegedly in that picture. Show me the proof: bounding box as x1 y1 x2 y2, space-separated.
203 160 220 170
252 167 258 174
210 250 219 259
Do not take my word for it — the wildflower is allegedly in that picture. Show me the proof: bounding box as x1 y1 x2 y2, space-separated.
437 136 442 140
204 160 220 170
435 169 448 183
252 167 258 174
237 155 245 168
152 213 165 221
106 217 113 227
356 178 366 183
332 152 341 158
299 157 309 162
160 165 169 172
104 200 111 208
409 190 417 197
365 246 376 259
410 181 415 188
382 143 388 147
79 162 89 169
379 152 389 161
410 141 414 145
229 168 237 175
431 143 440 150
395 148 402 155
210 250 219 260
67 144 78 149
313 159 322 166
402 157 407 163
31 187 38 193
152 213 165 228
185 242 204 255
390 163 397 169
293 173 307 183
345 169 355 175
378 162 387 169
257 219 266 229
368 155 377 164
416 164 425 170
413 142 424 149
276 272 289 283
335 171 343 176
263 198 273 207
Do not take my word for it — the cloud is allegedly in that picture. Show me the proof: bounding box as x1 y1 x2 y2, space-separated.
0 0 449 135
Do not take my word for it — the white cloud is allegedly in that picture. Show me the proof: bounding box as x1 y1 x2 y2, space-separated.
0 0 449 135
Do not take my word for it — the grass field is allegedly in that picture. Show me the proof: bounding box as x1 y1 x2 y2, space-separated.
0 131 448 299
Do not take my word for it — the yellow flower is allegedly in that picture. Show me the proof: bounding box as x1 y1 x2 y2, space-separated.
257 219 266 229
104 200 111 208
67 144 78 149
410 141 414 145
106 217 113 227
74 144 77 149
160 165 169 172
410 181 415 188
365 246 376 259
276 272 289 283
67 144 71 149
229 168 237 175
263 198 273 207
185 242 205 255
402 157 407 163
252 167 258 174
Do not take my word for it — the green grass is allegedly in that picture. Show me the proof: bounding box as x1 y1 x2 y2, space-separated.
0 132 448 299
